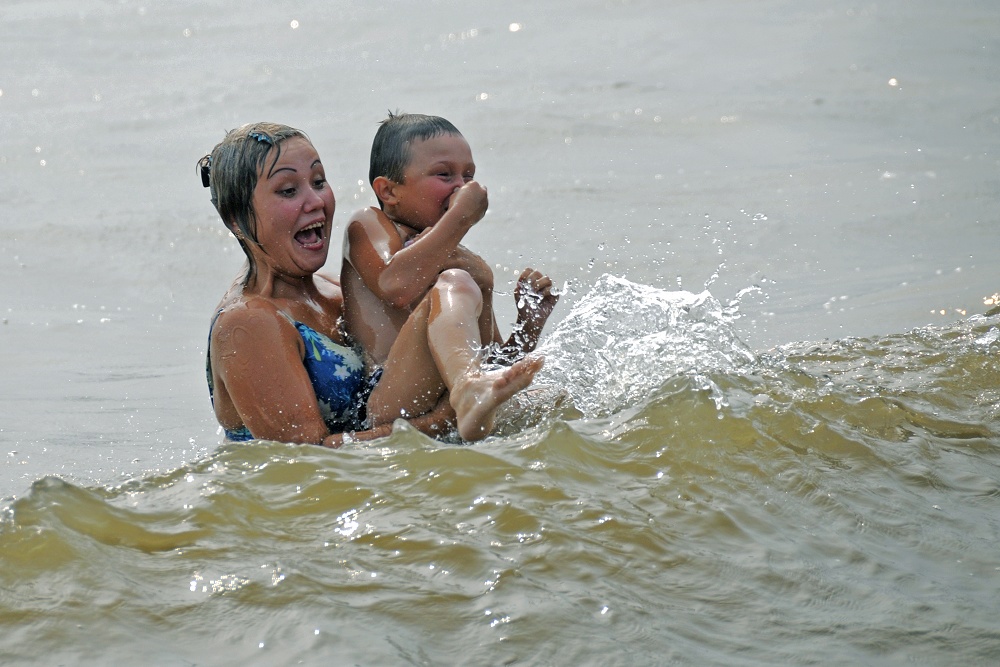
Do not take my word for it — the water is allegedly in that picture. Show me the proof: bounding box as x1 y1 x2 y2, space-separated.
2 0 999 664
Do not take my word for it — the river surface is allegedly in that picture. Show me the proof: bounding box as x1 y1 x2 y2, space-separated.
1 0 999 664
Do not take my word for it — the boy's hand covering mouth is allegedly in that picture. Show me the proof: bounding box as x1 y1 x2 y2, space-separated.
444 187 461 212
446 181 489 225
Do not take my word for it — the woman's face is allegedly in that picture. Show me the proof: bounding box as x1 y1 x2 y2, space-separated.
248 137 336 280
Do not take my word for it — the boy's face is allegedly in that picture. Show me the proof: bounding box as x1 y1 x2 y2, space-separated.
390 133 475 230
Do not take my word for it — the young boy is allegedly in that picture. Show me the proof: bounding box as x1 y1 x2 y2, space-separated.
341 112 559 439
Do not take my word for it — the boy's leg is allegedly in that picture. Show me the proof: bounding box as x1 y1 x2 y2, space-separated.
366 269 485 425
364 301 449 427
367 269 542 440
477 288 497 350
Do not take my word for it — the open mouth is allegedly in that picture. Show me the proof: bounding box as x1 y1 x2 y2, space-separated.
295 221 325 248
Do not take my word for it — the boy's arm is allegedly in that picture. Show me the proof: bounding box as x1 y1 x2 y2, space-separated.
491 268 559 361
343 209 408 307
346 183 488 310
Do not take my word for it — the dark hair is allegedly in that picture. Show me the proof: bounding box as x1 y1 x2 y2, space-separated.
198 122 309 285
369 112 462 206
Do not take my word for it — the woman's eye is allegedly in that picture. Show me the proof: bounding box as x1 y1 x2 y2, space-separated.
313 178 327 188
278 188 296 197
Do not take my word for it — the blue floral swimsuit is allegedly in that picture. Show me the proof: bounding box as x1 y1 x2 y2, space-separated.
207 312 380 441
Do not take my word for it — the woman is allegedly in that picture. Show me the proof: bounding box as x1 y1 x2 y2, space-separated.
199 122 539 446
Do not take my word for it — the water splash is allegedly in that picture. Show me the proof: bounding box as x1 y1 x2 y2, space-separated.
536 274 756 417
2 314 1000 666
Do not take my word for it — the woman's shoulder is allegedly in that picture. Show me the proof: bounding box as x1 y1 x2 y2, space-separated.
212 295 293 343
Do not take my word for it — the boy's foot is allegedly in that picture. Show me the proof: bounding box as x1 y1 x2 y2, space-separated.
451 356 544 441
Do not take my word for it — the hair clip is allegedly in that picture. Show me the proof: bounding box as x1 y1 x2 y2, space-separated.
200 156 212 188
248 131 272 144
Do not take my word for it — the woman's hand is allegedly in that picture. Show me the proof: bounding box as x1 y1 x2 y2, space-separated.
323 392 456 447
415 391 458 437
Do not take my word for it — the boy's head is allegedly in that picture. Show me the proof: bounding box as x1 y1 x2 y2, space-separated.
369 112 462 206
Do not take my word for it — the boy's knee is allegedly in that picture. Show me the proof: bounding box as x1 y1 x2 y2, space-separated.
436 269 481 302
438 268 476 288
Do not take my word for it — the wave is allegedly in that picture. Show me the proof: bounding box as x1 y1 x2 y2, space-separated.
2 275 999 665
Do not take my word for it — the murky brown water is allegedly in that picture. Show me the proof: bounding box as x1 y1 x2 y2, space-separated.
2 1 999 664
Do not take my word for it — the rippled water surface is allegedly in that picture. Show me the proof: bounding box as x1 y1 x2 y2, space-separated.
4 278 999 665
2 0 999 664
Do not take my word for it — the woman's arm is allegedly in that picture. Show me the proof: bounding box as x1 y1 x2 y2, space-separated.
321 393 456 448
213 300 456 447
213 302 333 444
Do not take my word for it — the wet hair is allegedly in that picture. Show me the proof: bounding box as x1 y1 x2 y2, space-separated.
197 122 309 285
369 112 462 207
